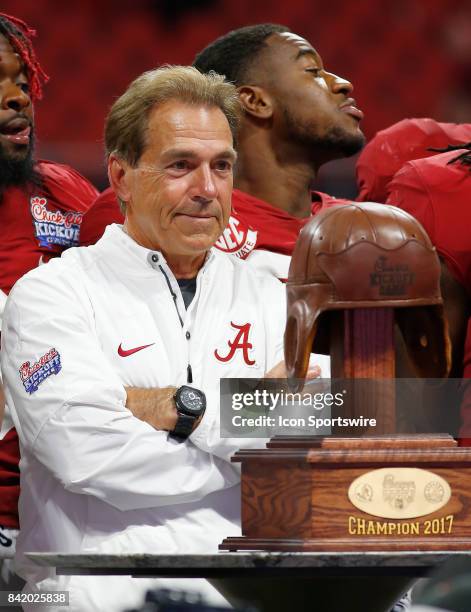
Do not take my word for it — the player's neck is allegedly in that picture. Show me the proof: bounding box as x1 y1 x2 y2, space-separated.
235 131 318 217
235 143 318 219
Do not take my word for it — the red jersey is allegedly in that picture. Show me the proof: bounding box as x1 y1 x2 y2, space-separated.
386 150 471 438
79 187 124 246
357 118 471 203
214 188 348 279
387 150 471 292
0 160 98 294
0 160 99 529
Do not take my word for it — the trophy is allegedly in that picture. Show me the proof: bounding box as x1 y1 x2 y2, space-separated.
221 203 471 552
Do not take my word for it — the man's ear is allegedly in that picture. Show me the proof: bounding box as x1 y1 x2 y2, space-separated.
238 85 273 120
108 154 133 208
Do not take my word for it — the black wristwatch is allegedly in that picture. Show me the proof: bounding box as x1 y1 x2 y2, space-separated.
169 385 206 441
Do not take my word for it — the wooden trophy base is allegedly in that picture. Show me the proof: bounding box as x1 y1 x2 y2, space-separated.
220 435 471 552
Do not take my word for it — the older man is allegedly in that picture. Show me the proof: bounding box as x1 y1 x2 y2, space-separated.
1 66 295 611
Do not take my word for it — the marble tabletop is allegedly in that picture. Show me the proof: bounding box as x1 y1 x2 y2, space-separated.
26 551 471 577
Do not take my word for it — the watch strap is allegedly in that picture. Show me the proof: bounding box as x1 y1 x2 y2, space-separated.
169 412 196 441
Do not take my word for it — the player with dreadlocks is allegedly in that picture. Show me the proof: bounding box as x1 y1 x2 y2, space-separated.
0 12 115 582
0 13 48 191
0 13 47 100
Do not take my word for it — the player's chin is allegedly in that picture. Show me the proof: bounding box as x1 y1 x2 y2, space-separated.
337 126 366 156
0 140 31 161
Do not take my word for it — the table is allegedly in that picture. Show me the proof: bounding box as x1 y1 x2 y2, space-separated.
27 551 471 612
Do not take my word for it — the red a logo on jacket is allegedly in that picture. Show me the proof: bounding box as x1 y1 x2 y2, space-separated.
214 322 256 366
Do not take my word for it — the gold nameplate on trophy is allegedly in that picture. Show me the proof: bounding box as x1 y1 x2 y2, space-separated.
348 468 451 519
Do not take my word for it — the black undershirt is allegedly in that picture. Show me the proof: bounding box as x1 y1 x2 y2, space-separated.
177 277 197 310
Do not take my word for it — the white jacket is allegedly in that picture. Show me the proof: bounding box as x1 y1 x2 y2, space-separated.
1 224 285 608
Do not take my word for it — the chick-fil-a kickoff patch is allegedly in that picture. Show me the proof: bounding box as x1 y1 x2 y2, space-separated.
31 196 83 249
19 348 62 394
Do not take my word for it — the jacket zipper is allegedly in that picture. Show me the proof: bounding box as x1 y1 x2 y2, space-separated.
158 264 192 383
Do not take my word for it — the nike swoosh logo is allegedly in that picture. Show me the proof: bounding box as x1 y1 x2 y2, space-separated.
118 343 155 357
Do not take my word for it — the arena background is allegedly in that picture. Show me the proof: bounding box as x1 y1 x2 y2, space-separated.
4 0 471 197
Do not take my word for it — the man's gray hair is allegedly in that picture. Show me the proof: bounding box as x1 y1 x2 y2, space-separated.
105 65 240 168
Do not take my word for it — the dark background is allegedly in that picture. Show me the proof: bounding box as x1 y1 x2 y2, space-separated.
4 0 471 197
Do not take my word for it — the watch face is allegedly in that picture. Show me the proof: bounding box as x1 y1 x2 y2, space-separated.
180 387 204 414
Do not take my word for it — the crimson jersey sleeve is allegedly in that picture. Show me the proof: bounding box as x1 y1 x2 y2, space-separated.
357 118 471 202
386 153 471 293
79 187 124 246
37 160 99 213
386 163 436 247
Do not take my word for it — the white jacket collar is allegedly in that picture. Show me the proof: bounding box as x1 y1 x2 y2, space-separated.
97 224 216 278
